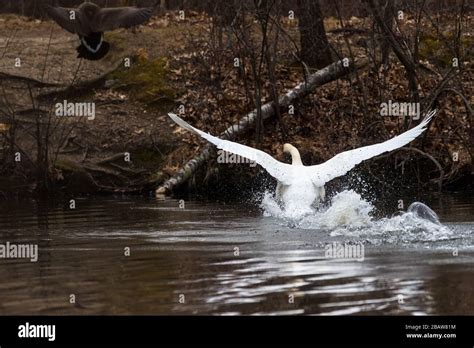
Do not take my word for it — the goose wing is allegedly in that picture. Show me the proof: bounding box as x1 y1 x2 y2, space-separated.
45 5 86 35
94 6 155 32
168 113 296 185
307 110 437 186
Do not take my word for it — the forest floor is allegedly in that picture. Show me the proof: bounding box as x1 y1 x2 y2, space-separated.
0 11 472 199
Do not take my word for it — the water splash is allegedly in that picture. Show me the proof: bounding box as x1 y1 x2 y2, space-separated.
407 202 440 224
260 189 452 242
261 190 373 228
375 202 451 242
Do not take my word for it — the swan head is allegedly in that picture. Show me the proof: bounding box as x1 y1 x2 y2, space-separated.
283 143 303 165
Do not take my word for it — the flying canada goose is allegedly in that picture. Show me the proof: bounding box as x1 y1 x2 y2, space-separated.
45 1 156 60
168 110 437 212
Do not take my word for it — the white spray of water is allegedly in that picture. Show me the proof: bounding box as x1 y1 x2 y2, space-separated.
261 189 373 228
260 189 452 240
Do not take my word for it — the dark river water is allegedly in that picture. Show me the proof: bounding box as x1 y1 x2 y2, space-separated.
0 193 473 315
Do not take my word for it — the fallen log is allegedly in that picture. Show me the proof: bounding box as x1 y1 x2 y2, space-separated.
155 58 368 195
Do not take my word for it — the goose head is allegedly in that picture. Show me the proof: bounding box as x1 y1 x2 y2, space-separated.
78 2 100 19
283 143 303 165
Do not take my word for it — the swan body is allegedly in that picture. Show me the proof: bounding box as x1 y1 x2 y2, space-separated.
275 144 325 212
168 110 436 212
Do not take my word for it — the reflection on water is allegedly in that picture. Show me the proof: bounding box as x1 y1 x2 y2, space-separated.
0 193 473 315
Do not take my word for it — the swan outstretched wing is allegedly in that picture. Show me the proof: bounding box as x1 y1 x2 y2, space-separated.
308 110 437 186
168 113 295 184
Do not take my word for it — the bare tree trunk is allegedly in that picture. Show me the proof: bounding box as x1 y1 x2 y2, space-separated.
159 0 167 14
367 0 419 103
297 0 332 68
380 0 393 67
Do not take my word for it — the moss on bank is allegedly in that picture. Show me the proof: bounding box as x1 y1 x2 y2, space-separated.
419 32 473 67
109 53 177 110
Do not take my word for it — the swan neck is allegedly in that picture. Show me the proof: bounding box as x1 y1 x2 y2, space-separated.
290 147 303 165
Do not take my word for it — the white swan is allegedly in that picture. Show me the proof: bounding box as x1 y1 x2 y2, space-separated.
168 110 436 212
